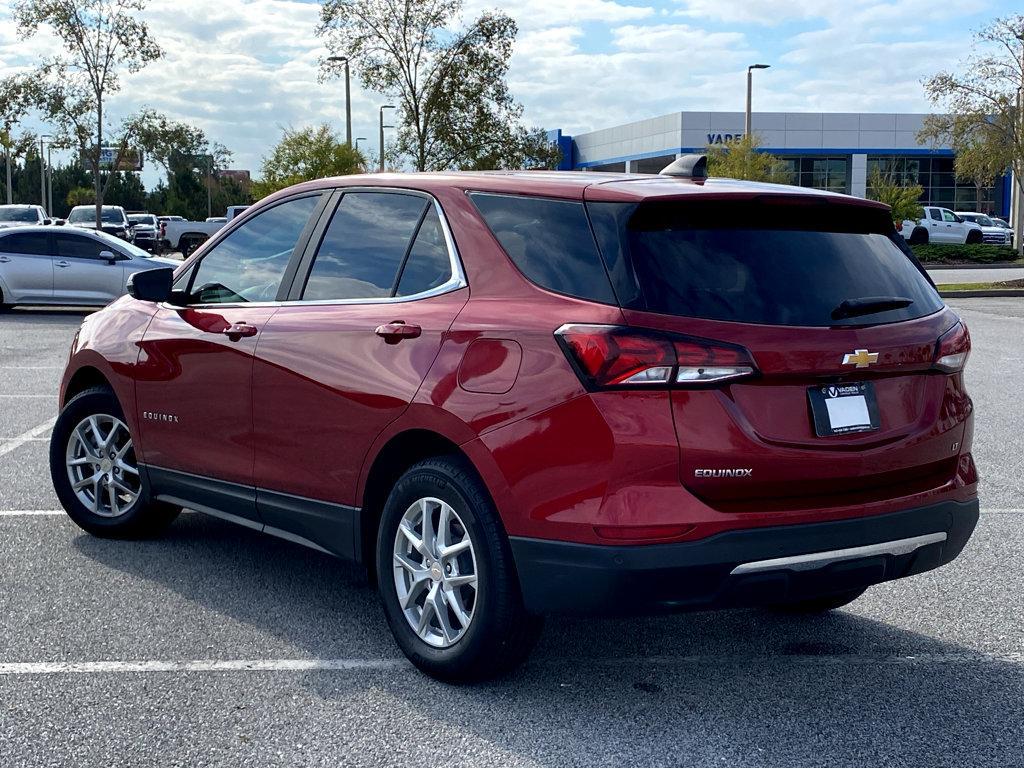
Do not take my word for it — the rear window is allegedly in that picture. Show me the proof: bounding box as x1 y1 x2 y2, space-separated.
589 199 943 327
469 193 616 304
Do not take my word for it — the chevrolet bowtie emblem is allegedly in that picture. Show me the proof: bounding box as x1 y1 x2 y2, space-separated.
843 349 879 368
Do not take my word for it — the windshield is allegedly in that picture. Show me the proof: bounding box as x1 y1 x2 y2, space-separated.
0 207 39 223
128 215 157 226
589 199 944 328
93 229 151 258
69 207 125 224
974 215 993 227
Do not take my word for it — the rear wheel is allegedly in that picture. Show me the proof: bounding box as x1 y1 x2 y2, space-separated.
965 229 982 244
49 386 180 538
770 587 866 613
376 456 542 682
908 227 928 245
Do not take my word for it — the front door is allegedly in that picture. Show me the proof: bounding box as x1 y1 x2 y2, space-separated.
52 231 125 304
252 190 468 556
134 193 325 525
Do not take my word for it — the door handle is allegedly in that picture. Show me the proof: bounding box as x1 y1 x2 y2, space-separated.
0 256 10 263
375 321 421 343
55 260 69 268
221 322 258 340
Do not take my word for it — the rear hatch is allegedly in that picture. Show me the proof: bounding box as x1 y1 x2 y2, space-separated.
586 194 970 512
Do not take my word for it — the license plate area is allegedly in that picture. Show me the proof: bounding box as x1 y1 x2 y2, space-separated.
808 382 880 437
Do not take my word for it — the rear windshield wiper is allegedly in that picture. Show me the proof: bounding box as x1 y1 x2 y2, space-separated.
831 296 913 320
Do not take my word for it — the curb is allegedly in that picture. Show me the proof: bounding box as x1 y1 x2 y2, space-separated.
939 290 1024 298
926 262 1023 270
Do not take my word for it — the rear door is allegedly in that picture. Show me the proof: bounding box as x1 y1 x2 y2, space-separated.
0 231 53 303
52 231 125 304
135 192 326 525
251 189 468 556
588 196 964 512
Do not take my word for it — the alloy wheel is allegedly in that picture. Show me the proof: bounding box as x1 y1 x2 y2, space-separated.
65 414 141 518
392 496 478 648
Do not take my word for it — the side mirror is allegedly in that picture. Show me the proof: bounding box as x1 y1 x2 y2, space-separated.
98 249 119 265
953 215 963 223
127 267 174 303
43 218 52 225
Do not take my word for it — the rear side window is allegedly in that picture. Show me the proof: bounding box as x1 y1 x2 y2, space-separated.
0 232 50 255
55 233 106 259
470 193 616 304
396 208 452 297
303 192 427 301
590 200 944 327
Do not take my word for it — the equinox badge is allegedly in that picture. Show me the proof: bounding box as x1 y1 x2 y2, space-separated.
695 468 753 478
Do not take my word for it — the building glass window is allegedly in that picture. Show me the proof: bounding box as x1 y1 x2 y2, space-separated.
778 157 849 193
866 155 1000 215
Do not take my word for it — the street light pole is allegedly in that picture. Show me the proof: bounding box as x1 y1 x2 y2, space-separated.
354 137 367 152
327 56 352 146
46 143 53 216
39 135 48 210
379 105 395 172
745 64 770 138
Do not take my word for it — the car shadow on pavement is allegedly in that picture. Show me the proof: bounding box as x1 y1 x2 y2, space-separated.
73 511 1024 767
0 307 94 323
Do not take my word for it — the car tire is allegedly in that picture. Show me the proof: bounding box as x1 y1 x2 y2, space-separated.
908 227 928 245
769 587 866 613
965 229 982 244
376 455 543 682
49 385 180 539
0 286 9 311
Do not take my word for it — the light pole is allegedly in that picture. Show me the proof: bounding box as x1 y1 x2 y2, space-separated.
745 64 770 138
39 134 52 212
354 137 367 152
379 105 395 172
327 55 352 146
46 142 53 216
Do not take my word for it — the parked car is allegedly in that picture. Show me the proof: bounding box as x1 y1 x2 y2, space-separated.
0 204 51 228
0 225 177 308
989 216 1015 247
49 165 978 682
67 205 134 242
127 213 161 253
205 216 227 223
900 206 983 245
954 212 1012 245
160 205 249 256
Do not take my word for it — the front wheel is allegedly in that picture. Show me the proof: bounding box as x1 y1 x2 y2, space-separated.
49 386 180 538
376 456 542 682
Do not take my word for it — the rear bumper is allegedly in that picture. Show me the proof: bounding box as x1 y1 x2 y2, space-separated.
510 499 979 615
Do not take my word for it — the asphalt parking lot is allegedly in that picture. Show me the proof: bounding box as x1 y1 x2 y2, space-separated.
1 300 1022 767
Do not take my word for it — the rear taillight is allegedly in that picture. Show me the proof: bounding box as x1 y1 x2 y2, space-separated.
555 324 757 389
934 321 970 373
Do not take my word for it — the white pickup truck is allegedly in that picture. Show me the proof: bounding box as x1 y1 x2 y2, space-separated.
899 206 983 246
160 205 250 256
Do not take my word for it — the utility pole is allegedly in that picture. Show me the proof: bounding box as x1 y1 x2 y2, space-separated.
4 144 10 205
1014 34 1024 255
46 143 53 216
745 64 770 138
327 56 353 146
39 135 46 210
379 105 395 172
207 155 213 219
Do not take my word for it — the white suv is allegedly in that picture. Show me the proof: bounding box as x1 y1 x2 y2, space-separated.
955 212 1012 246
901 207 983 245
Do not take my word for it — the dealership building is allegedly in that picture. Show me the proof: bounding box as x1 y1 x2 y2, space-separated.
550 111 1013 218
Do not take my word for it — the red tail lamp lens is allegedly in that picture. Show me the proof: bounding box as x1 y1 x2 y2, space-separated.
934 321 970 373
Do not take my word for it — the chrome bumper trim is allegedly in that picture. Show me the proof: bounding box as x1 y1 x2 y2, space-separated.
729 531 947 575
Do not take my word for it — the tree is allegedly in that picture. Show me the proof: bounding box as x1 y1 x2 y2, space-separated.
919 14 1024 253
0 75 37 204
317 0 556 171
253 125 365 198
13 0 163 227
705 134 788 182
867 169 925 224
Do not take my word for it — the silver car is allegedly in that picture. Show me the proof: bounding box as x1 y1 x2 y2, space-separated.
0 226 178 309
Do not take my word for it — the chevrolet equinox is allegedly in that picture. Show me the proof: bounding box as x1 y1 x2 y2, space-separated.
49 158 979 681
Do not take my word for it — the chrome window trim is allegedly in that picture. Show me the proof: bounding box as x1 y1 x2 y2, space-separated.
729 532 947 576
169 187 467 310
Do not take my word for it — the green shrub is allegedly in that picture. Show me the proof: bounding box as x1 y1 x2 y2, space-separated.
911 243 1018 264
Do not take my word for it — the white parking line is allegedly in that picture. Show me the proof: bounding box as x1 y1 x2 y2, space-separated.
0 394 55 398
0 510 63 516
0 417 56 458
0 658 408 675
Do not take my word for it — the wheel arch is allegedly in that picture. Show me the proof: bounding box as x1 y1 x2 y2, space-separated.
63 365 113 406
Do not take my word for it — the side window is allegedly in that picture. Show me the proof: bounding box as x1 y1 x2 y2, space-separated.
188 195 321 304
0 232 50 255
55 233 107 260
302 192 427 301
396 207 453 297
469 193 616 304
929 208 942 221
942 210 958 223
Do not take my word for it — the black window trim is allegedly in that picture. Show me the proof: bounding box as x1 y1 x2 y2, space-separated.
285 186 467 305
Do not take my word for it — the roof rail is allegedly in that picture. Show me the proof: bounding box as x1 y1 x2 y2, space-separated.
659 154 708 180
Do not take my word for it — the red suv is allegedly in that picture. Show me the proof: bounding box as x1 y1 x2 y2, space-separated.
49 161 979 681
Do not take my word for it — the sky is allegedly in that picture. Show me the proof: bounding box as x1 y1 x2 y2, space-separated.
0 0 1017 187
